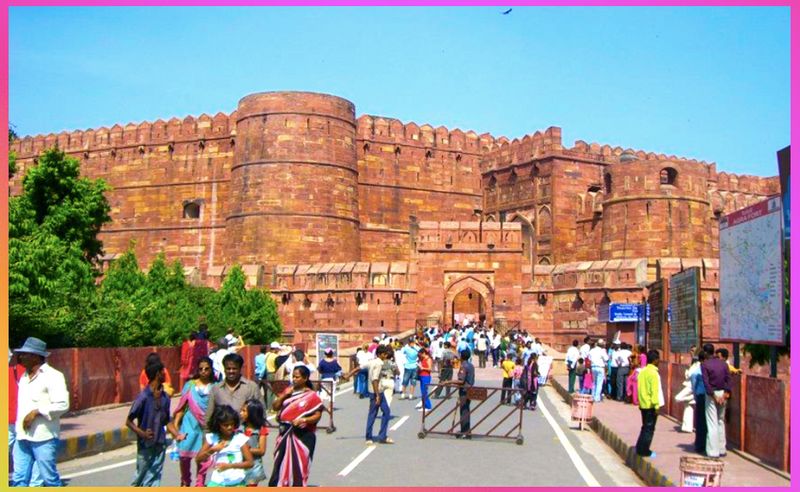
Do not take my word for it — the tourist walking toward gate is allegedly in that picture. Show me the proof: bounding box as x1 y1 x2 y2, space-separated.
432 341 455 399
416 347 433 411
701 343 731 458
565 339 580 393
317 348 343 405
11 337 69 487
521 354 539 410
500 353 515 404
400 338 420 400
588 340 609 402
171 356 214 486
635 350 663 458
269 366 324 486
614 343 632 401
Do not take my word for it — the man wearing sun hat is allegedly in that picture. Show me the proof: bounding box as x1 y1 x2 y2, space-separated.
11 337 70 487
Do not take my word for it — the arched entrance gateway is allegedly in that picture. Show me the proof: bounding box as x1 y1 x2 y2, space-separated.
444 276 493 328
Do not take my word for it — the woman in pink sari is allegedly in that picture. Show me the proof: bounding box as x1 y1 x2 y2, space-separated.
269 366 323 487
172 356 214 486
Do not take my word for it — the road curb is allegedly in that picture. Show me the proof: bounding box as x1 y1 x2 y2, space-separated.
550 377 674 487
57 427 135 463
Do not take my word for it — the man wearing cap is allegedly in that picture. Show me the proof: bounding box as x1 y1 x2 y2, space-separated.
263 342 281 412
11 337 70 487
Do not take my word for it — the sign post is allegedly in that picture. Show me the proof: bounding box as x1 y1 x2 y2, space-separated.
669 267 702 355
719 196 784 347
647 279 668 356
315 333 340 366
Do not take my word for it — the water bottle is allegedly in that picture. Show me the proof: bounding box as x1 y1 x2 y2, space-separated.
168 442 179 462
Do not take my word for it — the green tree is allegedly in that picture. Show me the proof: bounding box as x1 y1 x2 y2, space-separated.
9 147 110 347
8 127 17 178
20 148 110 261
79 247 146 347
207 265 282 344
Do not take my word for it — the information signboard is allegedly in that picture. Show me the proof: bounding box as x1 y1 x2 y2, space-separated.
647 279 667 351
669 267 701 353
719 196 785 344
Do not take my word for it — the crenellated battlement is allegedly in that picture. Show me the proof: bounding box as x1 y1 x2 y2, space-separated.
566 139 714 167
356 114 502 155
479 127 563 172
11 111 237 158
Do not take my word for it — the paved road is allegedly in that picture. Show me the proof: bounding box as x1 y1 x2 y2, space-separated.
59 381 642 487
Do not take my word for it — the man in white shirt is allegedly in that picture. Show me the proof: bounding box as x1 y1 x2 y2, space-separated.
588 340 610 402
12 337 70 487
210 337 231 382
490 332 502 367
579 336 591 360
565 340 581 393
614 343 633 401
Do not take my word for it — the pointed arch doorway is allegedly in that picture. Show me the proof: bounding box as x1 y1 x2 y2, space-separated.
444 276 493 328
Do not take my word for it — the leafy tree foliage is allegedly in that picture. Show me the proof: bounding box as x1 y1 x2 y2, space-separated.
206 265 282 344
9 147 283 349
8 127 17 177
20 148 110 261
9 148 109 347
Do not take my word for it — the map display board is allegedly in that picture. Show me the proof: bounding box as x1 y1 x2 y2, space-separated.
669 267 701 353
647 279 667 351
719 196 785 345
315 333 340 365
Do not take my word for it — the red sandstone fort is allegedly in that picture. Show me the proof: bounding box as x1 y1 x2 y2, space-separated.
9 91 779 350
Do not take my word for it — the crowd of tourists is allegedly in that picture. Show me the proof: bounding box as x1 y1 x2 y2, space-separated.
10 324 744 488
562 336 738 461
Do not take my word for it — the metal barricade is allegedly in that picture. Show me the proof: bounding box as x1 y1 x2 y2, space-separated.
418 384 526 444
268 379 337 433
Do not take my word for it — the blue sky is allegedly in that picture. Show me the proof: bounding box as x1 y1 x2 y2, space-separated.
9 6 790 176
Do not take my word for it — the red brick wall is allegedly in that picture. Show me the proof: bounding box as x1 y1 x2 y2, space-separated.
227 92 361 265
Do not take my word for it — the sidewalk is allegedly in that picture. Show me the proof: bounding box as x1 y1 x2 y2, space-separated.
55 397 183 462
550 374 790 487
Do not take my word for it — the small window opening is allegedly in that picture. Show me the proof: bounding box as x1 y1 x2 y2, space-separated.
183 201 201 219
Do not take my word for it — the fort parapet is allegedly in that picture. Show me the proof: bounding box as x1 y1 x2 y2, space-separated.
10 90 779 349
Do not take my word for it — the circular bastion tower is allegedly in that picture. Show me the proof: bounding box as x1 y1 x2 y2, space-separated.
226 91 361 265
600 155 713 260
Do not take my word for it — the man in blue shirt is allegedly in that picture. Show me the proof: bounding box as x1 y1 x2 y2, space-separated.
400 339 420 400
126 362 179 486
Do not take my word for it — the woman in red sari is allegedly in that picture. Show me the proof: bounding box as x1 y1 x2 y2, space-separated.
268 365 323 487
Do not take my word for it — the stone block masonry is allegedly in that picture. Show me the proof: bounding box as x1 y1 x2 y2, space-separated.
10 91 780 349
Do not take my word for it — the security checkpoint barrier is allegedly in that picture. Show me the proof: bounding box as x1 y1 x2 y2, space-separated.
268 379 337 433
418 384 526 444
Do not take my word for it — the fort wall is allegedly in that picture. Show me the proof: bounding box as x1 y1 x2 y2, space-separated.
10 90 781 349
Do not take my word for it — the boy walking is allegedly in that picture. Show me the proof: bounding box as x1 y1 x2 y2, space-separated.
127 362 179 486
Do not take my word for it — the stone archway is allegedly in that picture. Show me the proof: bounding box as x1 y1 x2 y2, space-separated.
444 276 494 328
